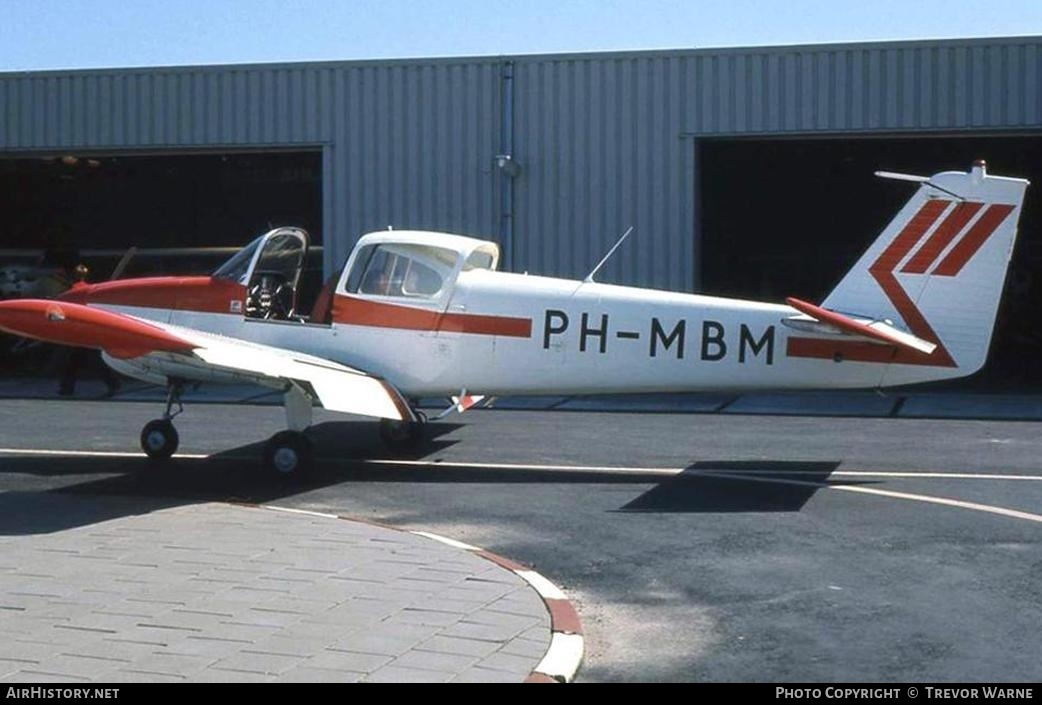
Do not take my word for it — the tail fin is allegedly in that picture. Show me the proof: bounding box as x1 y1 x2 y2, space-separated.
821 161 1029 385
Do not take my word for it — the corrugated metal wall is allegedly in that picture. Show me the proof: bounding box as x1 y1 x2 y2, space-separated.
512 55 693 288
510 39 1042 290
0 59 503 273
0 67 329 148
328 61 502 270
2 38 1041 288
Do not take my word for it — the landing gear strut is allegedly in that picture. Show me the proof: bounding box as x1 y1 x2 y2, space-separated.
135 379 420 475
140 382 183 459
263 384 314 479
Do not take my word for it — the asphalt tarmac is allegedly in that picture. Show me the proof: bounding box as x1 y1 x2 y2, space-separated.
1 399 1040 682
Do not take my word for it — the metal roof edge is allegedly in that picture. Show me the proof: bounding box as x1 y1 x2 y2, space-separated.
2 34 1040 79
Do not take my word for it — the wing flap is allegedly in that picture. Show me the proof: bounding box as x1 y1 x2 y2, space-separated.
785 297 938 355
167 326 416 422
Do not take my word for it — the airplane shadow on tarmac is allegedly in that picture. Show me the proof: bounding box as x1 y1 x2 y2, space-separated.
0 421 880 535
616 461 872 513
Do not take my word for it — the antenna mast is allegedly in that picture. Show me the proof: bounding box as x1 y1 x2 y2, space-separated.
584 226 635 283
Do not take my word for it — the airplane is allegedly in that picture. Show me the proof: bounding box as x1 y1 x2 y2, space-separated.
0 161 1029 477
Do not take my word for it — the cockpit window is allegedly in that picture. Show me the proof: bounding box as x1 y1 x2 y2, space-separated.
351 243 457 299
213 235 263 283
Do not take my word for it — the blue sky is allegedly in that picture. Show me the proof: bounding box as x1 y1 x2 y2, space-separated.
2 0 1041 71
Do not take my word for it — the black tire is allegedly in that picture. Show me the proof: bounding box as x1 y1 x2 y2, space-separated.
140 419 179 460
264 430 314 479
378 417 427 455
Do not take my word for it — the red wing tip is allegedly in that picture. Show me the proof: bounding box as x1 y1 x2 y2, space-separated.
0 299 193 358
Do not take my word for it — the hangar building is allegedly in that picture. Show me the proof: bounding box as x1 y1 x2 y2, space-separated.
2 36 1041 387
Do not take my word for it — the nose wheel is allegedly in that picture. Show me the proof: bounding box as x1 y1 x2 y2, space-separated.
140 382 184 460
264 430 314 478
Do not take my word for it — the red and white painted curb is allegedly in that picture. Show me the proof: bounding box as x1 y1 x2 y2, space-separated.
258 505 584 683
411 530 584 683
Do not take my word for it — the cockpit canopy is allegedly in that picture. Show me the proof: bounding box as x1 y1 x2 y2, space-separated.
214 229 308 285
214 227 309 319
340 231 500 302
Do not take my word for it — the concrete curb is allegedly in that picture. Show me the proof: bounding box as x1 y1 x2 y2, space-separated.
259 505 584 683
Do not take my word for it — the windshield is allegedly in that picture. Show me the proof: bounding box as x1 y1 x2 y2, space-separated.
213 236 264 284
254 232 307 281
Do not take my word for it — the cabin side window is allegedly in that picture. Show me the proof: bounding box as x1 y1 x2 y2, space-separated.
347 243 457 299
463 250 496 271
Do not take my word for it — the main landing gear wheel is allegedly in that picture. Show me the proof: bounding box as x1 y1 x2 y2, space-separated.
264 430 314 479
140 419 179 459
379 413 428 456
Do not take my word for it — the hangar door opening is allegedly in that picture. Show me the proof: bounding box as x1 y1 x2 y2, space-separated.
699 136 1042 391
0 150 324 377
0 150 322 283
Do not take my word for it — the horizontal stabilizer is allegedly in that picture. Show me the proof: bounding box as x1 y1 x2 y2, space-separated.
785 297 937 355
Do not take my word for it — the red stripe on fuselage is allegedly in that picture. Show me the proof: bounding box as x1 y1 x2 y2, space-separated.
331 295 532 338
785 337 937 366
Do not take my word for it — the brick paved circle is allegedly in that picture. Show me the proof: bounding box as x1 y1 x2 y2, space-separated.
0 496 554 683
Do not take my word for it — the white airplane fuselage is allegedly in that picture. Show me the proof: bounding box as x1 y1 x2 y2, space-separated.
93 269 934 399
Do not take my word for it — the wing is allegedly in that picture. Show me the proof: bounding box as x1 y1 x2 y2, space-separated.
784 297 937 355
0 299 416 422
